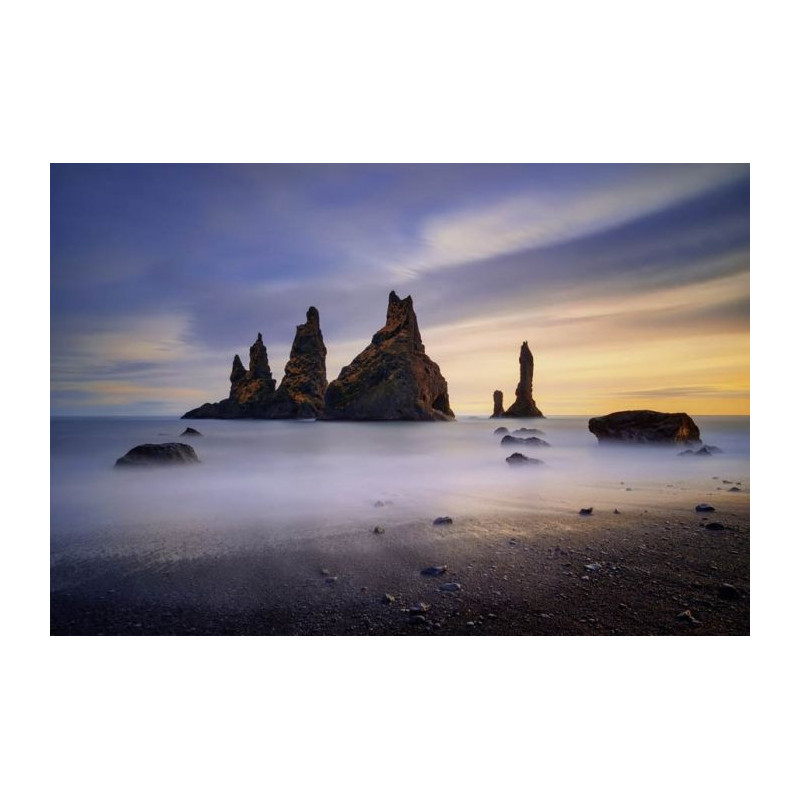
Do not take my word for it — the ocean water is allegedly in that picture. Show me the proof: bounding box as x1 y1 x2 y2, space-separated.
51 415 749 557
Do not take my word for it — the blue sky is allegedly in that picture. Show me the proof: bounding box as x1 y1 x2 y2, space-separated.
50 163 749 416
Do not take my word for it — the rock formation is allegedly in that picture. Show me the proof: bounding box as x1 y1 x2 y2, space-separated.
182 309 327 419
268 307 328 419
114 442 200 467
503 341 544 418
491 390 504 418
322 291 454 421
588 410 702 445
500 434 550 447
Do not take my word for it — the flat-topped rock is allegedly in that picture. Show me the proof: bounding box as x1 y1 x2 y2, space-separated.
588 410 701 445
114 442 200 468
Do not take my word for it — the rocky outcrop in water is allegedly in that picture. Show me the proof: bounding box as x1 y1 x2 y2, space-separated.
503 341 544 418
269 307 328 419
114 442 200 467
588 410 702 445
322 291 454 421
182 308 327 419
491 390 504 418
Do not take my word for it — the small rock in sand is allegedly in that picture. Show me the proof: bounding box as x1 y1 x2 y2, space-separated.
579 507 593 516
728 487 742 493
676 609 701 625
382 593 395 605
433 516 453 525
614 509 620 514
325 576 339 584
695 503 716 513
439 582 461 592
584 563 601 571
421 565 447 576
704 522 726 531
409 602 431 614
718 583 742 600
373 526 386 534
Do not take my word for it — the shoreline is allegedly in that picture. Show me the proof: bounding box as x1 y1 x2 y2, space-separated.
51 498 749 636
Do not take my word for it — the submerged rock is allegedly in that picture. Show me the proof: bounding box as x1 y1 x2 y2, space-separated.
512 428 543 436
114 443 200 468
505 452 543 466
322 291 454 421
588 410 701 445
493 427 509 435
500 434 550 447
503 341 545 418
180 427 202 436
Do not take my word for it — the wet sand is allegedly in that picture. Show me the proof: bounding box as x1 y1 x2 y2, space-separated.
51 494 749 636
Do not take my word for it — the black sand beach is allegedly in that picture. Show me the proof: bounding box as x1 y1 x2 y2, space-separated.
51 494 749 636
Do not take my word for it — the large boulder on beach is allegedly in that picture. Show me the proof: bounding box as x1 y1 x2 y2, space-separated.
114 443 200 468
322 291 454 421
503 341 544 418
588 410 701 445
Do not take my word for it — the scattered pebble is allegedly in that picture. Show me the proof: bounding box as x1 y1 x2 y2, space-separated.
409 615 427 625
728 487 742 493
382 593 395 605
433 516 453 525
372 526 385 534
579 507 593 516
613 509 620 514
421 565 447 576
718 583 742 600
584 563 601 571
676 609 701 625
320 568 330 576
325 576 339 584
704 522 726 531
409 602 431 615
439 582 462 592
695 503 716 513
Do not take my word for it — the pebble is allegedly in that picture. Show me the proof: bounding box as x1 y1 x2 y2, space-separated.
325 576 339 584
372 526 385 534
676 609 701 625
433 516 453 525
409 602 431 614
439 582 462 592
409 615 427 625
320 568 330 576
614 509 620 514
718 583 742 600
704 522 726 531
382 593 395 605
584 563 601 571
728 487 742 493
421 565 447 576
579 507 593 516
695 503 716 512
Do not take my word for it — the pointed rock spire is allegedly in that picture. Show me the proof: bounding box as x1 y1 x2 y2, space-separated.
503 341 544 418
270 306 328 418
491 390 505 418
323 291 454 421
230 354 246 386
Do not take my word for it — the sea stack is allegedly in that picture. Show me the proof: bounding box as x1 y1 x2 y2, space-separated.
503 341 544 418
182 309 327 419
268 307 328 419
322 291 454 421
491 390 504 418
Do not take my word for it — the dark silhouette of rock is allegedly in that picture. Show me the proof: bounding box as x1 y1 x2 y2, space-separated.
421 565 447 576
183 309 327 419
501 434 550 447
433 516 453 525
322 291 454 421
588 410 701 445
114 443 199 468
718 584 742 600
491 390 504 418
579 507 593 515
506 452 543 466
180 427 202 436
695 503 716 512
493 427 509 435
183 332 277 419
268 307 328 419
503 342 544 418
512 428 543 436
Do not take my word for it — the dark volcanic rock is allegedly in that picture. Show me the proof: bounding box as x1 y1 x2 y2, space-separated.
183 310 328 420
183 332 277 419
491 390 505 418
695 503 716 513
501 434 550 447
268 307 328 419
421 565 447 576
718 583 742 601
503 341 544 418
506 452 543 466
588 410 701 445
322 291 454 421
114 443 199 468
433 516 453 525
579 507 593 515
512 428 543 436
180 427 202 436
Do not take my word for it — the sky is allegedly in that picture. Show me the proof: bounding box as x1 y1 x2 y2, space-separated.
50 163 749 416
